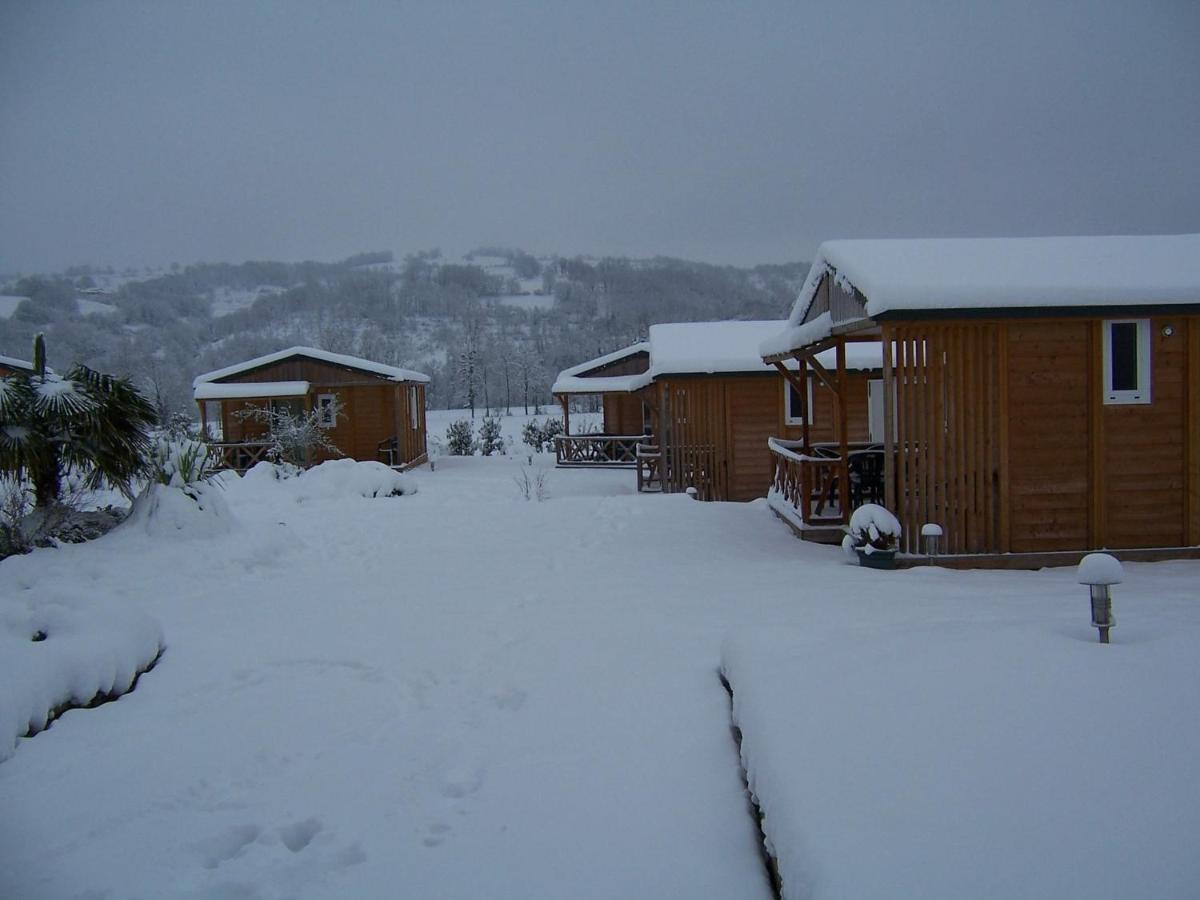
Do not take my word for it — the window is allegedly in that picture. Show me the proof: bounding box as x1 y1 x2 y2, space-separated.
784 377 814 426
409 386 420 430
1103 320 1151 404
316 393 338 427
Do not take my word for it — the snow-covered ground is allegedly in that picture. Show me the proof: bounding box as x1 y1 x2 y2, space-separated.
1 443 1197 898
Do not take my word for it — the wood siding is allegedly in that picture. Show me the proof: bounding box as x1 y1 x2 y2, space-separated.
602 394 647 436
653 372 873 502
883 314 1200 555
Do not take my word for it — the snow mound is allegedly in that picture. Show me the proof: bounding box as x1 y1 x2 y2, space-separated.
291 459 416 501
1077 552 1124 585
0 596 164 761
123 482 237 539
849 503 901 550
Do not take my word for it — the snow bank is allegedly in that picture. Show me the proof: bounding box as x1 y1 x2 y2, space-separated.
122 481 237 539
238 459 416 503
722 626 1200 898
0 596 163 761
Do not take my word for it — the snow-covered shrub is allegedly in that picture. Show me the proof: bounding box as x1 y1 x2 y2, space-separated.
446 419 476 456
521 417 564 453
848 504 902 554
478 416 505 456
233 395 344 466
148 437 218 492
288 459 416 501
513 467 548 502
123 480 236 539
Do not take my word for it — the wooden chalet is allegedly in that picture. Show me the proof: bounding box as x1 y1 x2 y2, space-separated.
0 354 35 377
553 322 879 501
193 347 430 472
761 234 1200 562
551 342 652 466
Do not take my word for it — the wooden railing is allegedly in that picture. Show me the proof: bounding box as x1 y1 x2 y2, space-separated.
209 441 274 473
555 434 650 468
768 438 847 525
636 442 662 492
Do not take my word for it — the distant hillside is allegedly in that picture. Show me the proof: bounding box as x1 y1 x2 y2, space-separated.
0 249 809 420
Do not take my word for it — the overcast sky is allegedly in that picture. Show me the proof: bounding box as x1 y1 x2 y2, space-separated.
2 1 1198 274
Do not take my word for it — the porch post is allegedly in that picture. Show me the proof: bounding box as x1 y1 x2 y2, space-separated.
798 360 811 453
198 400 208 440
559 394 570 436
837 337 850 525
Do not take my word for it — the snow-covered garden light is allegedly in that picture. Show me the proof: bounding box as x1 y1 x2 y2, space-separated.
921 523 943 557
1077 553 1123 644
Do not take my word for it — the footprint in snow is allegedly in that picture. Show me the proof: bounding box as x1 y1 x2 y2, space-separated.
278 817 322 852
194 824 263 869
490 686 527 711
422 821 452 847
438 760 485 799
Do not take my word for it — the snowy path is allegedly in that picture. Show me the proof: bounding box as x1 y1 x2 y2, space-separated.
2 453 1197 898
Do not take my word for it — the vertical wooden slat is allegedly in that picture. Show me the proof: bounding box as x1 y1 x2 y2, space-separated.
957 326 970 554
964 326 978 551
883 325 896 513
901 331 916 553
915 328 929 549
982 326 996 552
997 323 1012 553
1188 317 1200 545
971 327 986 552
948 326 963 553
1088 321 1106 548
836 338 850 524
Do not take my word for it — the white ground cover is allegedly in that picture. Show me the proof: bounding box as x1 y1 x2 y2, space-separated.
0 431 1196 898
723 563 1200 899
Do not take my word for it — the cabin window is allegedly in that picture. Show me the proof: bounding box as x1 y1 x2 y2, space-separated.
1102 320 1151 404
409 386 420 430
784 377 814 426
316 393 338 427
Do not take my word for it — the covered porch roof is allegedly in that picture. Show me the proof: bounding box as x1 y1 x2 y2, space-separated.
194 380 310 401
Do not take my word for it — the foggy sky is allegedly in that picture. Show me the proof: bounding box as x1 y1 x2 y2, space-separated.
2 1 1198 274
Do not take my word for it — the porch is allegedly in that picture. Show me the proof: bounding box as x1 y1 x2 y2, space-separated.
554 433 650 468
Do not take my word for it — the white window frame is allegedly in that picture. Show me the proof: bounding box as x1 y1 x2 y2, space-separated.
409 386 420 430
316 393 338 427
783 376 814 426
1102 319 1151 405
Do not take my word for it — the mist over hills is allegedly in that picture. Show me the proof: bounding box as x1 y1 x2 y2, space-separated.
0 249 808 420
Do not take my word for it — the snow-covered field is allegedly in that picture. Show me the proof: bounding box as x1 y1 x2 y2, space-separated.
0 295 27 319
1 438 1197 898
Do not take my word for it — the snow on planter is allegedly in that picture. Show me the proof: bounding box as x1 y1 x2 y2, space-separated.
1 596 164 761
721 627 1200 898
848 503 901 552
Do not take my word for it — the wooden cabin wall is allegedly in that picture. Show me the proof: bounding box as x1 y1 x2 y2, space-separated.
1005 321 1090 553
211 358 382 385
657 377 729 501
602 394 646 435
1099 316 1190 549
395 383 428 466
885 314 1200 556
725 376 781 501
778 373 873 444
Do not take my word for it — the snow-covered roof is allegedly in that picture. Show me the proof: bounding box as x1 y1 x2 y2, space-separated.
551 342 651 394
194 381 310 401
0 354 34 373
193 346 430 387
553 326 883 394
649 321 791 377
763 233 1200 357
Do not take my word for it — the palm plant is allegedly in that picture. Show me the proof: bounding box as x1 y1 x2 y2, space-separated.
0 335 157 509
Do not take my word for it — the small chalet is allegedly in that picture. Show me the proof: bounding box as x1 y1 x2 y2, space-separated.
553 322 881 501
761 233 1200 560
0 354 35 377
193 347 430 471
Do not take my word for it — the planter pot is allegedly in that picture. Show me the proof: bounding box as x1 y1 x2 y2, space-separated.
856 548 897 570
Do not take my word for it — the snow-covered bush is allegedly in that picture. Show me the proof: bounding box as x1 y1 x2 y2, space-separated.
848 504 902 554
233 395 344 466
478 416 505 456
289 459 415 501
149 437 218 492
521 417 564 453
446 419 476 456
